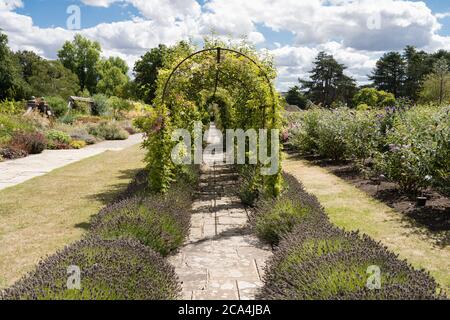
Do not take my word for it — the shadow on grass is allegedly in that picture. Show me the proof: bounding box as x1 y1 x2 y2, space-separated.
85 168 143 206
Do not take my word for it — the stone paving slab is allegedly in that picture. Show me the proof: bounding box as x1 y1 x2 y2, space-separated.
0 134 143 191
169 125 271 300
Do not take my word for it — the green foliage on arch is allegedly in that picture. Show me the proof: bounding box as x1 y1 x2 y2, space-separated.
136 37 283 197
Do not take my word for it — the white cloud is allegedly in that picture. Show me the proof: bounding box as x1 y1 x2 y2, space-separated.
0 0 23 11
81 0 119 7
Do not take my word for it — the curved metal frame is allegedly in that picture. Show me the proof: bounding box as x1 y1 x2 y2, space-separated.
161 47 277 118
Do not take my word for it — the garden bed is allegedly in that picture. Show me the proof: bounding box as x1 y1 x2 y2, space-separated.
244 172 446 300
297 153 450 246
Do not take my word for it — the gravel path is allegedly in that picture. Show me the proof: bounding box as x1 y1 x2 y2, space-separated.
169 126 271 300
0 134 143 191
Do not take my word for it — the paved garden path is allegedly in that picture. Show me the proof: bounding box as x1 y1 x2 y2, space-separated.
169 126 271 300
0 134 143 191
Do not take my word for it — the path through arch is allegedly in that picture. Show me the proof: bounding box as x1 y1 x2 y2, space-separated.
169 124 272 300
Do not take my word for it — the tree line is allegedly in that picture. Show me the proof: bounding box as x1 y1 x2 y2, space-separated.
286 46 450 108
0 31 170 105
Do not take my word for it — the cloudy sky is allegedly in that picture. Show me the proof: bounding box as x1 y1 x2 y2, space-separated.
1 0 450 91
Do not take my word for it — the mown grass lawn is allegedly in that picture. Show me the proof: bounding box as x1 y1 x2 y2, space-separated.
283 154 450 293
0 144 145 289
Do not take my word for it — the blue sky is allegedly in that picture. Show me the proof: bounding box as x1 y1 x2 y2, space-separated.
2 0 450 90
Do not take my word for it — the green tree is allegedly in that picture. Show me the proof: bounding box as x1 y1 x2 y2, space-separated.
402 46 429 101
0 31 30 100
370 52 405 97
96 57 130 97
58 34 102 94
353 88 396 108
28 60 80 99
13 50 43 82
300 52 356 107
420 57 450 104
285 86 307 109
133 44 169 104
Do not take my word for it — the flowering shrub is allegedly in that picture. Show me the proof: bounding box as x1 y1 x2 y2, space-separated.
0 238 180 300
69 140 87 149
88 122 129 140
287 104 450 195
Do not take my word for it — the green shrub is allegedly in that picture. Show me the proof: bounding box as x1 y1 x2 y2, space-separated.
0 114 35 145
251 173 327 246
88 122 129 140
0 99 24 115
92 94 110 116
46 96 68 118
315 109 350 161
107 96 132 119
344 110 382 166
46 130 71 150
0 238 180 300
289 109 321 154
374 105 441 193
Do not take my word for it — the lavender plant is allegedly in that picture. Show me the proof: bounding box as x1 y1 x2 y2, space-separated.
0 238 180 300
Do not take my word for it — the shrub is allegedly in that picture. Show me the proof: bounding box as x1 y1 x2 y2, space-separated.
107 96 132 119
0 147 28 159
88 122 129 140
46 96 68 118
288 109 321 154
0 114 35 145
46 130 71 149
69 128 97 145
315 109 350 161
0 99 24 115
374 105 441 194
237 165 261 207
92 94 110 116
259 220 444 300
70 140 87 149
90 184 192 256
250 173 327 245
9 131 47 154
344 110 382 166
120 121 137 134
0 238 180 300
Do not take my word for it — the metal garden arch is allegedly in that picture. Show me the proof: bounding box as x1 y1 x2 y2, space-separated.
161 47 277 124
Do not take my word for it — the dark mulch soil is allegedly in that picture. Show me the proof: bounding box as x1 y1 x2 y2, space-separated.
291 152 450 247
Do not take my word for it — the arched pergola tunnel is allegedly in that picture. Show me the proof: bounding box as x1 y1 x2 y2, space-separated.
139 40 283 197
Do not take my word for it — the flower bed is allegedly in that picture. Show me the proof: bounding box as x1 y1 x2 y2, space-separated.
253 173 445 300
